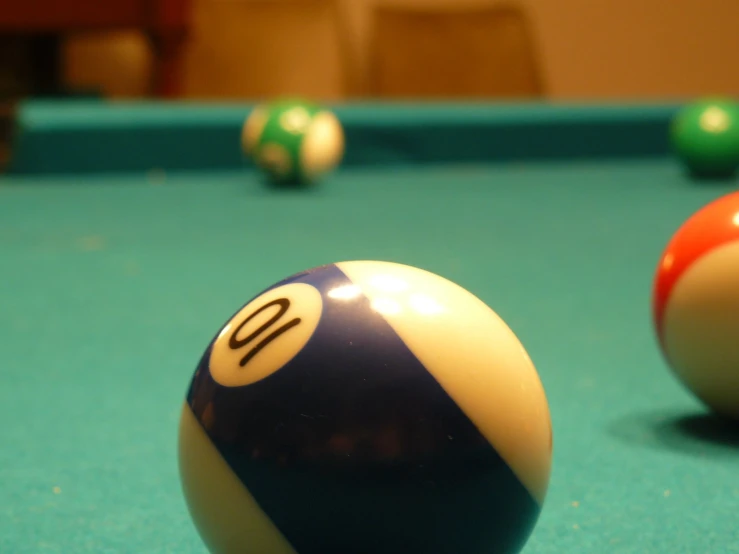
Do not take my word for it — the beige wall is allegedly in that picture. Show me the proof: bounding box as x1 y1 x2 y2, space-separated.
64 0 739 100
523 0 739 99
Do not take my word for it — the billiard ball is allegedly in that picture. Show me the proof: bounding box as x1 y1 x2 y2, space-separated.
653 191 739 420
242 98 345 185
178 260 552 554
670 97 739 178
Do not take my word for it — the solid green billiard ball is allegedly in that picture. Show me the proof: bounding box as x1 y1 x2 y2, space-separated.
242 99 345 185
178 260 553 554
670 98 739 178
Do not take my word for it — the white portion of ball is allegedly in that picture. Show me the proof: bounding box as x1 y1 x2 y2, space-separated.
662 241 739 419
335 260 552 505
300 111 345 180
279 106 313 135
258 143 293 179
241 105 269 157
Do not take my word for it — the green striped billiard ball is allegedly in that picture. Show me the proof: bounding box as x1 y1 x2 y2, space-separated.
670 98 739 179
242 99 345 185
178 261 553 554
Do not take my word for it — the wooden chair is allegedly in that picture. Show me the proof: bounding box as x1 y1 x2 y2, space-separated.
182 0 350 101
0 0 191 97
64 31 153 98
367 3 544 99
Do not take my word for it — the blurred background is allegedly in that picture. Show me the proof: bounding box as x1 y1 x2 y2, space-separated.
1 0 738 163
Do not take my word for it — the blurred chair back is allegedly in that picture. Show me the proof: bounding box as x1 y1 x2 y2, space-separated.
368 3 544 99
64 32 153 99
182 0 348 100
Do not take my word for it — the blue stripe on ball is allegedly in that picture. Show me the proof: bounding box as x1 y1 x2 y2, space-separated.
186 263 540 554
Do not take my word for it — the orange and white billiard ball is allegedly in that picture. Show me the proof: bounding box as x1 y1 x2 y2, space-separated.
653 191 739 420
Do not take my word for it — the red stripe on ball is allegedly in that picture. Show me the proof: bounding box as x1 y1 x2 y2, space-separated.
653 191 739 343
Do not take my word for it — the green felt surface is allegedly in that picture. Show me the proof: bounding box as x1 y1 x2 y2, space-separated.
1 159 738 553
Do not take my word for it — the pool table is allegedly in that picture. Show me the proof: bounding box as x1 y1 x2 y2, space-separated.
1 100 738 553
